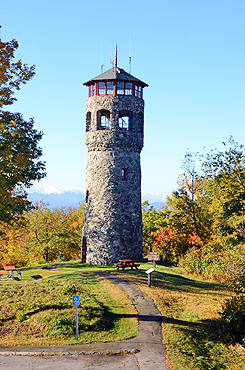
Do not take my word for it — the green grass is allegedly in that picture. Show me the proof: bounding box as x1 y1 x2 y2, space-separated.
0 266 137 346
113 261 245 370
1 259 245 369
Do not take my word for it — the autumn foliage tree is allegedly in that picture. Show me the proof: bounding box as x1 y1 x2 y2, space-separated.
0 26 46 222
0 202 83 267
142 201 168 254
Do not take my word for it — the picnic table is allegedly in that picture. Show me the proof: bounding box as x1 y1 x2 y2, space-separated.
3 266 21 280
4 265 16 279
115 259 140 270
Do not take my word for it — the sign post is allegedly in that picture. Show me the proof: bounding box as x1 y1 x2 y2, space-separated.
72 295 80 341
146 268 155 287
147 251 160 268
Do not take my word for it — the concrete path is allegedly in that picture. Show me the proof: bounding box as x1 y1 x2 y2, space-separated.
0 353 139 370
0 271 170 370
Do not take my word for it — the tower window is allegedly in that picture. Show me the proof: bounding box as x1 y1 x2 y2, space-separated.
117 82 124 95
106 81 114 94
89 84 95 97
135 85 142 98
119 116 129 129
121 168 127 181
116 82 133 95
98 82 106 95
101 115 110 128
119 110 130 130
85 190 89 203
86 112 91 132
125 83 132 95
98 109 110 129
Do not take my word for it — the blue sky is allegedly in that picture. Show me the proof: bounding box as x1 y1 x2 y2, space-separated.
1 0 245 200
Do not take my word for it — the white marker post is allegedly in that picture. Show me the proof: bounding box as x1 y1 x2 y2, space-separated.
146 268 155 287
72 295 80 341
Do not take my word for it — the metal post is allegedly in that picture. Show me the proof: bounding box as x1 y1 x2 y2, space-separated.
146 268 154 288
75 306 79 341
148 273 151 287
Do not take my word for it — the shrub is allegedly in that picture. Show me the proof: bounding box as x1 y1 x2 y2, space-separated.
220 294 245 344
62 284 77 295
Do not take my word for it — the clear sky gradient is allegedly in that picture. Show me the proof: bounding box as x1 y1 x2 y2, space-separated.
1 0 245 200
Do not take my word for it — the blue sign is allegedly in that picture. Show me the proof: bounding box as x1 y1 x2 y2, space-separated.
72 295 80 306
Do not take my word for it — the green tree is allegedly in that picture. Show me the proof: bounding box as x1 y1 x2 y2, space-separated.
0 26 35 108
179 151 202 233
202 137 245 241
23 202 83 262
166 185 212 243
142 201 168 255
0 27 46 222
0 202 83 267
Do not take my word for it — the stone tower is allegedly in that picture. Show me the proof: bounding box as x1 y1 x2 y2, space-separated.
82 57 148 265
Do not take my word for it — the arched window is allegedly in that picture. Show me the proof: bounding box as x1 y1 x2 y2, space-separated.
119 110 130 130
86 112 91 132
121 168 127 181
97 110 110 130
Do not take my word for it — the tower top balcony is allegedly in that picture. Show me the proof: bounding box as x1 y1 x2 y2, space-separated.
83 67 148 99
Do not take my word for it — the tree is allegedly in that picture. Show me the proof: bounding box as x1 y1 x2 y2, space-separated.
179 151 202 233
152 226 186 265
0 27 35 108
22 202 83 262
0 203 83 267
202 137 245 240
142 201 168 255
0 27 46 222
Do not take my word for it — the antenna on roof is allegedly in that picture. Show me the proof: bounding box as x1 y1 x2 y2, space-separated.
110 45 114 68
129 35 132 74
115 44 117 67
101 42 104 73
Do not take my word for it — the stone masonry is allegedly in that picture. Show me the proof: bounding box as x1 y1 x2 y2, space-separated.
82 94 145 265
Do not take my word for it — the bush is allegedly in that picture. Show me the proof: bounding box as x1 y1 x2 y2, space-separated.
180 245 226 280
220 294 245 344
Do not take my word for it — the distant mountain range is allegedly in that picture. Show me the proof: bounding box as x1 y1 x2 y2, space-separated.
27 191 85 209
27 190 166 210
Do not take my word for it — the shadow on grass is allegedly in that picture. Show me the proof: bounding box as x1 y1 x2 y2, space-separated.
118 268 225 295
25 303 138 335
168 318 229 370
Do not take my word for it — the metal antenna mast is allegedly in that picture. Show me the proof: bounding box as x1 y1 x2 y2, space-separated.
129 35 132 74
115 44 117 67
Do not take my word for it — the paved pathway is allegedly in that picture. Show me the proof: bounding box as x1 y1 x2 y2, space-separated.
0 353 139 370
0 271 170 370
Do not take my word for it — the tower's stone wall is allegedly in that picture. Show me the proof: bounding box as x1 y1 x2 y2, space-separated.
82 95 144 265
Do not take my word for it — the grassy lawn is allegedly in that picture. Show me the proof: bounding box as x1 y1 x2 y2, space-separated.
113 261 245 370
1 260 245 370
0 264 137 346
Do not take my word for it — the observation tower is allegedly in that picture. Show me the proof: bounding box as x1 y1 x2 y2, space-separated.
81 52 148 265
